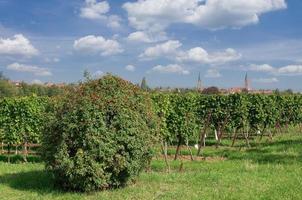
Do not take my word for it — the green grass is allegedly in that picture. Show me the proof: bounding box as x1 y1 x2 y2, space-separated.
1 132 302 200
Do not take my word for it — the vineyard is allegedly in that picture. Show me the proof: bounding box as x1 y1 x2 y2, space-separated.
152 93 302 160
0 76 302 198
1 93 301 158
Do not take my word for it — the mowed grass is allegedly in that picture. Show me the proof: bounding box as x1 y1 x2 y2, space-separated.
1 131 302 200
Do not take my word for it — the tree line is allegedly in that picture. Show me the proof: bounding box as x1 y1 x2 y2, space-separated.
0 72 73 97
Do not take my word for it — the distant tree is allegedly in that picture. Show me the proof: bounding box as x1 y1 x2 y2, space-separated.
0 72 18 97
46 86 62 96
18 82 46 96
17 81 66 97
0 80 18 97
242 88 249 94
284 89 293 94
83 69 92 81
140 77 149 90
0 71 8 81
273 89 280 95
202 86 220 95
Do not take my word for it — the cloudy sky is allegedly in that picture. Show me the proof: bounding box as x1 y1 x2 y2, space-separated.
0 0 302 90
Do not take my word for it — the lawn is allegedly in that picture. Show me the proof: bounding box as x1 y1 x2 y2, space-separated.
0 131 302 200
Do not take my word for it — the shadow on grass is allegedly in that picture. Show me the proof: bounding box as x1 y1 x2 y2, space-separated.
165 136 302 165
0 170 56 194
0 155 42 163
213 138 302 165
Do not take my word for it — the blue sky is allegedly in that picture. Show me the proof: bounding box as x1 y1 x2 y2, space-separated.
0 0 302 90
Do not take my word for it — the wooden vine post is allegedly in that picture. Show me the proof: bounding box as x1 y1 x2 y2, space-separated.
197 112 211 156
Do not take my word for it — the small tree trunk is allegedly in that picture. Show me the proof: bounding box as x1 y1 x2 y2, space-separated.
238 128 243 151
268 130 273 142
278 123 282 134
197 128 207 156
244 126 250 148
197 129 203 156
174 135 182 160
185 140 194 161
214 129 218 141
7 144 10 163
259 125 267 142
285 122 289 133
275 122 282 134
197 113 211 156
231 129 238 147
1 142 3 154
23 142 28 162
215 115 229 148
215 126 222 148
164 141 168 156
215 131 220 148
161 141 170 173
179 159 184 172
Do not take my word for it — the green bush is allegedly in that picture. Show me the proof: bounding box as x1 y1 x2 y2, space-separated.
0 96 48 145
42 75 158 192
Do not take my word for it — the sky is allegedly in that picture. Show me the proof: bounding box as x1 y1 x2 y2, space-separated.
0 0 302 90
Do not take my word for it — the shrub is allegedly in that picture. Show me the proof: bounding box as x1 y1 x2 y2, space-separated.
0 96 48 145
42 75 158 192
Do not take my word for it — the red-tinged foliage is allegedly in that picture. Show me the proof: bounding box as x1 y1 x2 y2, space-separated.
41 75 159 192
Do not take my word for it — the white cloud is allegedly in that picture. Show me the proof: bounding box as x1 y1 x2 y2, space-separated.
0 34 39 57
239 39 302 62
53 58 60 62
208 48 242 64
127 31 167 43
178 47 208 62
32 79 43 85
205 69 222 78
80 0 122 28
247 64 302 76
253 77 279 83
177 47 241 64
128 31 151 43
140 40 241 64
80 0 109 19
7 63 52 76
93 70 104 78
125 65 135 71
151 64 189 75
73 35 123 56
107 15 122 28
45 57 60 63
277 65 302 75
123 0 286 32
139 40 182 59
249 64 275 72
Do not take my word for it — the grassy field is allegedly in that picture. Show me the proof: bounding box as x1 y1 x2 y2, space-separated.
0 131 302 200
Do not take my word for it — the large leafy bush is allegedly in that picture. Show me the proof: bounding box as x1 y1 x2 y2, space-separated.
42 75 158 192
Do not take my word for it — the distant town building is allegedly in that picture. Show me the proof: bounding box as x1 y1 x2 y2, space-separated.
44 82 55 87
8 80 21 87
225 87 244 94
248 89 274 94
220 74 273 94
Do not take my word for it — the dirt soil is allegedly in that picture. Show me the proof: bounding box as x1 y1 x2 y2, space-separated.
155 154 226 162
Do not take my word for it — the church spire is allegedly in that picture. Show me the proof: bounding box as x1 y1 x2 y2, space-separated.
244 73 250 91
197 72 203 92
